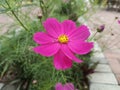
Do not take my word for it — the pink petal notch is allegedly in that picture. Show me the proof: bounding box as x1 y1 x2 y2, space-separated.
43 18 62 38
54 50 72 70
62 20 76 34
61 45 83 63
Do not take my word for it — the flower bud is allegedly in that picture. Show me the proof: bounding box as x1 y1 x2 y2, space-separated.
32 80 37 84
69 13 78 21
115 17 118 19
37 13 42 19
97 25 105 32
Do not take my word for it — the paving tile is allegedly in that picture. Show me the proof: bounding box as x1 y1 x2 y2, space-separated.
89 73 118 84
90 83 120 90
95 64 112 72
105 52 120 60
91 42 105 61
115 75 120 85
91 52 108 64
107 59 120 74
1 84 16 90
93 42 102 52
0 83 4 89
0 14 13 24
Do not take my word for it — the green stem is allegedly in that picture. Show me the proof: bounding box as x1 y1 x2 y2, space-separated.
60 71 66 83
39 0 44 15
39 0 48 19
40 19 43 26
89 31 98 41
5 0 29 31
109 18 116 33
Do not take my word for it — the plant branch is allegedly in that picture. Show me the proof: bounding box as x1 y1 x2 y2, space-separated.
5 0 29 31
39 0 48 19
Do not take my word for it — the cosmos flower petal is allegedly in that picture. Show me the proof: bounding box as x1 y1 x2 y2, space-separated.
118 20 120 24
64 83 75 90
55 83 76 90
33 32 54 44
33 43 60 57
54 50 72 70
62 20 76 34
43 18 62 38
55 83 63 90
61 45 83 63
69 25 90 41
68 41 94 55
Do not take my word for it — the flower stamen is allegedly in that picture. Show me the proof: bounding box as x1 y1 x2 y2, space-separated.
58 34 69 43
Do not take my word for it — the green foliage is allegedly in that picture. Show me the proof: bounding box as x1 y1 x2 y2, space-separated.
54 0 88 21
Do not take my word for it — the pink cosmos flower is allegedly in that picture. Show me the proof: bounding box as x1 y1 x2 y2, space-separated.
33 18 93 70
55 83 77 90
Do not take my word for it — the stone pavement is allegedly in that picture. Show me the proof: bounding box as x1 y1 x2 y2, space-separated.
87 9 120 90
0 14 14 35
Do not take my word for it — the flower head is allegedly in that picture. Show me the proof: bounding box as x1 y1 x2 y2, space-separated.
55 83 77 90
37 13 42 19
33 18 93 70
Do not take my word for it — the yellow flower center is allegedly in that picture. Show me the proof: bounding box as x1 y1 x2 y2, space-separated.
58 34 69 43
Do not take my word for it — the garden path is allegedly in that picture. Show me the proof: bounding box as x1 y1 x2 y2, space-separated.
0 14 14 35
87 9 120 85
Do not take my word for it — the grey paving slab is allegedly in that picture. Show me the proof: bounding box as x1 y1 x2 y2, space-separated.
91 42 108 63
90 52 108 64
89 73 118 84
90 83 120 90
0 83 4 90
93 42 102 52
95 64 112 72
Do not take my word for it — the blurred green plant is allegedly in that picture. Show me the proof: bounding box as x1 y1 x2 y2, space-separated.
54 0 89 21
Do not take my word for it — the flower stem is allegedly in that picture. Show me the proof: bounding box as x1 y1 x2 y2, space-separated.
60 71 66 83
5 0 29 31
109 18 116 33
39 0 48 19
89 31 98 41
